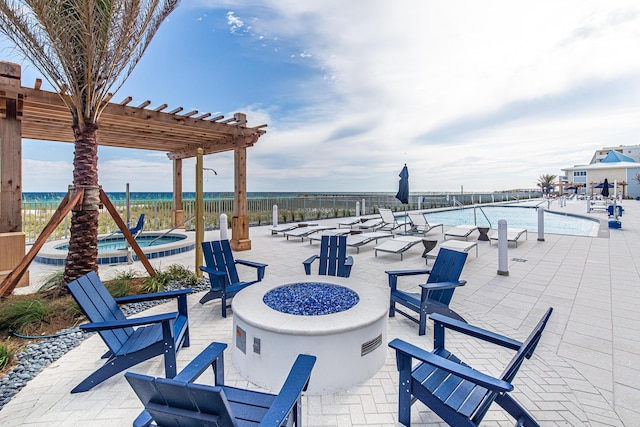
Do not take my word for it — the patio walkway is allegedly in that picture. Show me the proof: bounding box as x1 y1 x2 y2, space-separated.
2 199 637 426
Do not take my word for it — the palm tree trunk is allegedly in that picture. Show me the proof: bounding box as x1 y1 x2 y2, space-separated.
63 122 100 284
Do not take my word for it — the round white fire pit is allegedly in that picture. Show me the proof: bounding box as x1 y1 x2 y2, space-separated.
231 275 387 395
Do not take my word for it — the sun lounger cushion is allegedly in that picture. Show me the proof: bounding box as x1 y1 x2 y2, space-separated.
489 228 528 247
284 225 332 240
374 236 424 260
444 224 479 240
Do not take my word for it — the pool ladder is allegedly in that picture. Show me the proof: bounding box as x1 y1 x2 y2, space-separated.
453 200 492 229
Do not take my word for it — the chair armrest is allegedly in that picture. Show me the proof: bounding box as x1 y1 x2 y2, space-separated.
114 288 191 304
235 259 267 281
385 269 431 277
174 342 227 384
345 256 354 267
199 265 226 277
79 312 178 332
430 313 522 351
420 280 466 291
389 339 513 393
235 259 268 269
259 354 317 427
302 255 318 275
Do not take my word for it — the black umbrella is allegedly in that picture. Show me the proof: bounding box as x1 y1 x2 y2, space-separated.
395 164 409 204
602 178 610 197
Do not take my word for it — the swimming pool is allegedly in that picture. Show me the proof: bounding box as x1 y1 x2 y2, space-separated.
419 205 600 237
35 232 196 265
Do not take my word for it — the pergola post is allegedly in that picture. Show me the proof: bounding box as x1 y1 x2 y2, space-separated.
231 146 251 250
172 158 184 228
0 61 29 288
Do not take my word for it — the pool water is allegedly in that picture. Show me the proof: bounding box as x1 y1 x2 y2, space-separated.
419 205 599 236
55 235 186 252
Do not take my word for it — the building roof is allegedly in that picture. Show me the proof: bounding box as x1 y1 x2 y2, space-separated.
563 161 640 172
601 150 635 163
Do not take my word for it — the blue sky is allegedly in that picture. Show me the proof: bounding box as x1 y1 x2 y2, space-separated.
3 0 640 193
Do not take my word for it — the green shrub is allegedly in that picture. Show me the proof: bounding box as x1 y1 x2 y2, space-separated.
0 298 50 333
143 264 197 293
104 270 137 297
0 339 14 370
37 269 65 293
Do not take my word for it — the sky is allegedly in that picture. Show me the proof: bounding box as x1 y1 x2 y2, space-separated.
2 0 640 193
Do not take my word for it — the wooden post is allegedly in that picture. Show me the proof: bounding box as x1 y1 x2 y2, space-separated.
172 158 184 228
231 146 251 250
0 61 28 289
195 149 204 276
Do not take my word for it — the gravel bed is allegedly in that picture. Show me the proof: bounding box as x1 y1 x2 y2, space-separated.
0 278 208 411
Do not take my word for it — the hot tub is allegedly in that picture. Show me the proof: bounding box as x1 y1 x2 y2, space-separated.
231 275 388 395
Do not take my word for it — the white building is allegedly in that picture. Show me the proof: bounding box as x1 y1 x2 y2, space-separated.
562 149 640 199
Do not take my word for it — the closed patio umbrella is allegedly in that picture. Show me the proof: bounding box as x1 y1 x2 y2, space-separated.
395 164 409 232
395 164 409 204
602 178 610 197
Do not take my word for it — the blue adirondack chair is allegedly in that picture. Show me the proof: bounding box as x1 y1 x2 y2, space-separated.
126 342 316 427
199 239 267 317
386 248 467 335
389 307 553 426
303 234 354 277
66 271 191 393
116 213 146 237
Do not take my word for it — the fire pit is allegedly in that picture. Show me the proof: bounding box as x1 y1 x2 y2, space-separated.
231 275 387 394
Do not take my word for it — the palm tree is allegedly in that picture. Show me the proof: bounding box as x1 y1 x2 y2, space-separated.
0 0 179 284
537 174 557 196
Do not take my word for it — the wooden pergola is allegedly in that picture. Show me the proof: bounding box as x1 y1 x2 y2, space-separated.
0 61 267 289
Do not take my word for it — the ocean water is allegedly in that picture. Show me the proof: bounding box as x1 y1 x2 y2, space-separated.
21 191 395 203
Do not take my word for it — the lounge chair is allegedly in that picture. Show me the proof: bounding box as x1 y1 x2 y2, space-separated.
354 217 384 230
307 228 351 244
389 307 553 426
66 271 191 393
199 240 267 317
444 224 479 240
407 212 443 235
116 213 145 237
337 217 363 228
283 225 332 241
373 235 424 260
489 228 528 247
126 342 316 427
377 208 405 232
439 239 479 257
345 231 393 253
269 223 299 235
386 248 468 335
303 235 354 277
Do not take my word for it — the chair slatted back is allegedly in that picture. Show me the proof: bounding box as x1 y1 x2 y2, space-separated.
202 240 240 287
67 271 133 354
318 235 348 277
131 214 145 233
426 248 468 305
126 373 236 427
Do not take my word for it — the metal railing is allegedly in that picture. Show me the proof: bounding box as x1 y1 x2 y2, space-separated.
21 191 541 244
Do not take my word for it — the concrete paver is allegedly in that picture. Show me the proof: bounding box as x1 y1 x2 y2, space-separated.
2 199 638 426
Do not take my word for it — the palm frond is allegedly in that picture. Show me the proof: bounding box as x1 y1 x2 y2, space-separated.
0 0 179 127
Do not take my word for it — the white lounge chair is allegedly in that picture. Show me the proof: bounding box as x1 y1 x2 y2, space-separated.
489 228 528 247
425 240 479 264
345 231 393 253
355 217 384 230
377 208 404 232
373 235 424 260
337 218 363 228
284 225 332 241
444 224 479 241
269 223 300 235
407 212 443 235
307 228 351 244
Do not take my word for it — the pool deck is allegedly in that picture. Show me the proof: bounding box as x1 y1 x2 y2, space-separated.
3 199 638 426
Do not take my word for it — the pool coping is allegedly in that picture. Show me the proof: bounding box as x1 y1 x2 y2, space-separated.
34 231 196 265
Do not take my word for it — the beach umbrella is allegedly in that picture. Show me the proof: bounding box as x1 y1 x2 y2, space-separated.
602 178 610 197
395 164 409 204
